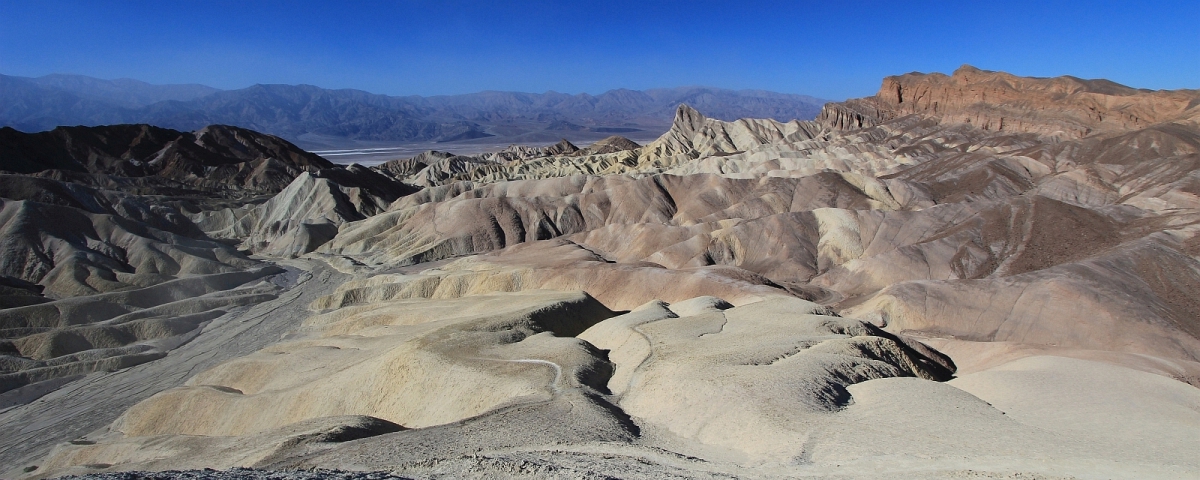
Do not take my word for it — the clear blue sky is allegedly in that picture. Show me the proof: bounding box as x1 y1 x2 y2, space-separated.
1 0 1196 100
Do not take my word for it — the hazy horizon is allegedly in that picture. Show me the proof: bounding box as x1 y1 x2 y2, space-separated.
2 1 1196 101
3 72 832 101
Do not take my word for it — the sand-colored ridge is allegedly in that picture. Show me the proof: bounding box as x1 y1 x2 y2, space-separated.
310 239 790 311
192 166 411 257
110 290 615 437
27 289 625 475
579 295 955 459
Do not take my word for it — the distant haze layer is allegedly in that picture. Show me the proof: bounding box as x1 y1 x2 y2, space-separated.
0 73 826 152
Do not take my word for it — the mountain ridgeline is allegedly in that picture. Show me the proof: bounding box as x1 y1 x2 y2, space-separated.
0 73 827 143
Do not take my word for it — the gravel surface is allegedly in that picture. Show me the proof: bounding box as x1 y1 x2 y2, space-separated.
56 468 412 480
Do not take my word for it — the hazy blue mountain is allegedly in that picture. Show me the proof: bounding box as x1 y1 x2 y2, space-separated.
138 84 492 142
1 73 827 143
20 74 221 108
644 87 826 122
410 87 825 124
0 75 130 132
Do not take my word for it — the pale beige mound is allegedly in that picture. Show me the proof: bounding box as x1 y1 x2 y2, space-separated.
114 290 612 438
32 287 960 476
790 355 1200 478
950 356 1200 458
29 289 628 476
921 337 1200 383
35 415 404 477
294 354 1200 479
28 290 613 475
579 295 954 460
788 357 1200 478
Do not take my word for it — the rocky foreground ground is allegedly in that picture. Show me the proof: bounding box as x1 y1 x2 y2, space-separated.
58 469 409 480
2 65 1199 479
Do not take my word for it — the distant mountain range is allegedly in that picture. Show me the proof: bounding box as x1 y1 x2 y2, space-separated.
13 74 221 108
0 73 827 145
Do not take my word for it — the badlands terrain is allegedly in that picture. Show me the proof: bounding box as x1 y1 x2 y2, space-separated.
2 65 1200 479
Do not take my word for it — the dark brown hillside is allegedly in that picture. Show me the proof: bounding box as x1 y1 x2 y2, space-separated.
0 123 333 193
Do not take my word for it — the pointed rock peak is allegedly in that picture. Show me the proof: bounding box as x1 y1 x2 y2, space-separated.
279 170 318 193
672 104 708 131
675 103 705 121
545 138 580 155
544 138 580 156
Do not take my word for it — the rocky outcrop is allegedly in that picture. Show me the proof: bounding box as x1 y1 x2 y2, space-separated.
193 166 414 257
648 104 821 158
367 105 830 187
372 150 454 180
829 65 1200 138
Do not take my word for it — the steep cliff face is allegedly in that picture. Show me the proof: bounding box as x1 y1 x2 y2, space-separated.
827 65 1200 138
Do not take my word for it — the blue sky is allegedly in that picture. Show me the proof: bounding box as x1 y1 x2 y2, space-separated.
1 0 1196 100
